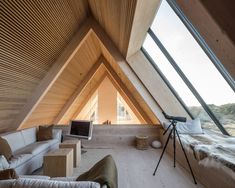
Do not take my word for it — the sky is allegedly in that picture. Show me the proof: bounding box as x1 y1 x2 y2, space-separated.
143 0 235 106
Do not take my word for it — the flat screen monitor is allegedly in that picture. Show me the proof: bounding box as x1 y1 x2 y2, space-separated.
68 120 93 140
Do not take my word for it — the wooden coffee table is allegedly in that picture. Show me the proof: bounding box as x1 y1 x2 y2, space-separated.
59 139 81 167
43 148 73 177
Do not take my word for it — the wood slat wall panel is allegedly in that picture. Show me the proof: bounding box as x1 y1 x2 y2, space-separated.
0 0 89 132
21 33 102 129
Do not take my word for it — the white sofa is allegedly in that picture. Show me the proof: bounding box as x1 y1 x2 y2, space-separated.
0 127 62 175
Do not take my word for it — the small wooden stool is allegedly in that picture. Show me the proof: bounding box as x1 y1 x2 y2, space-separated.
59 139 81 167
136 135 149 150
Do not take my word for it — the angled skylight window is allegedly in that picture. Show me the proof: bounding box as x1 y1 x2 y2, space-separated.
143 34 221 133
143 0 235 135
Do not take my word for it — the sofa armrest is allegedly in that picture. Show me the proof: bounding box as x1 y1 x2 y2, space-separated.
52 129 62 142
0 155 9 170
14 179 101 188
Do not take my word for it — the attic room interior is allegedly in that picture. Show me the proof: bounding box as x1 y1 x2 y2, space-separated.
0 0 235 187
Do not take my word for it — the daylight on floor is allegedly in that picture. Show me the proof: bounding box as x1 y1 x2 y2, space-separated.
0 0 235 188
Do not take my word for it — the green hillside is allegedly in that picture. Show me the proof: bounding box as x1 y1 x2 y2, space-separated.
189 103 235 135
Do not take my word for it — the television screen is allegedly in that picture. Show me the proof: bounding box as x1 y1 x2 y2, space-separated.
69 120 93 140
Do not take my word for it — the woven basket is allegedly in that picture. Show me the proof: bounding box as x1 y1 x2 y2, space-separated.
136 135 149 150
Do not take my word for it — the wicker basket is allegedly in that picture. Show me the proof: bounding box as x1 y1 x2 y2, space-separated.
136 135 149 150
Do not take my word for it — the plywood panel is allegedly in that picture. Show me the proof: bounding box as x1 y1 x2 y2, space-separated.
88 0 137 57
21 33 102 129
0 0 89 132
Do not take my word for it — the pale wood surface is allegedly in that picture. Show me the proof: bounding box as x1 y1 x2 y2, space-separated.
126 0 161 58
0 0 88 132
20 30 100 129
15 19 93 130
91 21 160 124
43 148 73 177
73 147 203 188
127 51 191 122
59 140 81 167
19 24 159 127
88 0 137 57
1 0 161 132
53 59 103 124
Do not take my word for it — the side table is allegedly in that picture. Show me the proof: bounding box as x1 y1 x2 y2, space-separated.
59 139 81 167
43 148 73 177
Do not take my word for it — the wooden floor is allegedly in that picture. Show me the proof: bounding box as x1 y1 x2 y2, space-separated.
74 146 204 188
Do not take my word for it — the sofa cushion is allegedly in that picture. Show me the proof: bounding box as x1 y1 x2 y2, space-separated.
0 137 13 161
14 142 50 156
43 139 59 146
1 132 26 152
9 154 32 169
0 168 19 180
37 125 53 141
21 127 37 146
13 178 100 188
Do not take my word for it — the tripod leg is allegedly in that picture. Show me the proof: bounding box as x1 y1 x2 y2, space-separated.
175 129 197 184
153 128 173 176
163 122 172 135
173 126 176 168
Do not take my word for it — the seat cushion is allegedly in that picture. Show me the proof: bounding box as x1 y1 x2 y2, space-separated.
43 139 59 146
14 142 50 156
0 137 13 161
37 125 53 141
9 154 32 169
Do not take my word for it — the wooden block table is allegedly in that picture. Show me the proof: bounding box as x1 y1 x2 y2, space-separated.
43 148 73 177
59 139 81 167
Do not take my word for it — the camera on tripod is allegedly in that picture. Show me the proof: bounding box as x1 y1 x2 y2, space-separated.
162 111 186 123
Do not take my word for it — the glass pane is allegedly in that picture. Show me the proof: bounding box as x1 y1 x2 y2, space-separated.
143 34 221 133
150 0 235 135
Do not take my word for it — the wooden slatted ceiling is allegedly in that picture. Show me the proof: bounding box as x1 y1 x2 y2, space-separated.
88 0 137 57
0 0 89 132
21 32 101 129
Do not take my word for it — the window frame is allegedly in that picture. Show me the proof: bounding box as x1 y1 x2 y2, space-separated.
141 0 235 135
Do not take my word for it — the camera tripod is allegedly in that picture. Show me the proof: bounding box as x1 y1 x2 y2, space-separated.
153 119 197 184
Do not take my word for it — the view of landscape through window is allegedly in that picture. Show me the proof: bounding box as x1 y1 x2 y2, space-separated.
144 0 235 135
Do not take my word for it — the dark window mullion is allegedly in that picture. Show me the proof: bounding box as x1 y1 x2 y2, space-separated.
141 47 194 120
167 0 235 92
148 28 229 136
